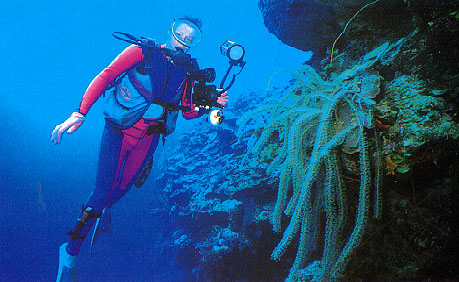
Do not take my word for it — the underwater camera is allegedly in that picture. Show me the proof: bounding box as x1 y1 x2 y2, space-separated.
190 40 246 125
190 68 218 108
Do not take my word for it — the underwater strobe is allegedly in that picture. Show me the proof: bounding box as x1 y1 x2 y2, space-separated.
220 40 245 64
192 40 246 126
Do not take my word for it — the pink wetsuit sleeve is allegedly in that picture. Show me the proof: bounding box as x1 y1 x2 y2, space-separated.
78 45 143 115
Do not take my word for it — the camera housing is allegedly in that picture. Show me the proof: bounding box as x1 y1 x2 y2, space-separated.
189 67 222 109
189 67 216 83
188 40 246 113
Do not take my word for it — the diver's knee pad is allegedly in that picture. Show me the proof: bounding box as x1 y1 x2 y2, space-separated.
67 206 102 240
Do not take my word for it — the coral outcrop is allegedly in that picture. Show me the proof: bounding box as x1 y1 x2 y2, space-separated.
236 31 458 280
237 41 404 281
146 1 458 281
257 0 415 65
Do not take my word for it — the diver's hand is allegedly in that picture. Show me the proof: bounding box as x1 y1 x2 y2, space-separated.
217 91 228 108
51 112 85 144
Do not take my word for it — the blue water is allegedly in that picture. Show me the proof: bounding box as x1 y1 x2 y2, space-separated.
0 1 310 281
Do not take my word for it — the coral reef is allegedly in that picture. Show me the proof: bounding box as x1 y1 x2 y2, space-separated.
342 155 459 281
149 33 458 281
152 99 285 281
237 41 409 281
236 24 458 279
146 2 459 281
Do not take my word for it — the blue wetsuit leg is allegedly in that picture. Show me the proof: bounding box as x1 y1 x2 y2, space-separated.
66 121 160 256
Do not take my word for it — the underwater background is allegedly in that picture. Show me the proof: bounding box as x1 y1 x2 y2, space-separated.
0 1 308 281
1 1 458 282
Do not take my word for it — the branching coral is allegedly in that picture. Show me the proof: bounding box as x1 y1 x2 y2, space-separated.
237 41 404 281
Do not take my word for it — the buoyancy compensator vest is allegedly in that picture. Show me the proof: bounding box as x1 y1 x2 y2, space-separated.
104 32 197 135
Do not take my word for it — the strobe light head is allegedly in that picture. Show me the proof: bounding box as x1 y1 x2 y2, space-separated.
209 109 224 126
220 40 245 63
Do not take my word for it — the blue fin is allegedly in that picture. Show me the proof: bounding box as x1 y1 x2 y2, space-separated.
89 208 111 253
56 243 78 282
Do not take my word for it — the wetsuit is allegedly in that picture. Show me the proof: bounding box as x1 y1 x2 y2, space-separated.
66 45 202 256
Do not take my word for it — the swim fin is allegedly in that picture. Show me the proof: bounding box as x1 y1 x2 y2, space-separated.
89 208 111 253
56 243 78 282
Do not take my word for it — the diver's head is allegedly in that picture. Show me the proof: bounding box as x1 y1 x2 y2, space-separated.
167 17 202 53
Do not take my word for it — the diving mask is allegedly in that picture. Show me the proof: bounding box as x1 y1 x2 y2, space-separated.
171 18 202 47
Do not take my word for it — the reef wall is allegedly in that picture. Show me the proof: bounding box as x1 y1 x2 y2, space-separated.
148 1 459 281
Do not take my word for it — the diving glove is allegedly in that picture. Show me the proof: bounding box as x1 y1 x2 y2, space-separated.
51 112 85 144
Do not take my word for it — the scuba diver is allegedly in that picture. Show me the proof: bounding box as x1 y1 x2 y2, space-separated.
51 17 228 282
